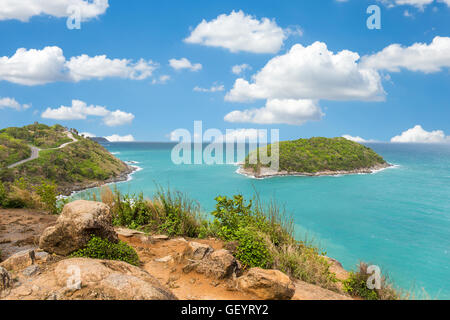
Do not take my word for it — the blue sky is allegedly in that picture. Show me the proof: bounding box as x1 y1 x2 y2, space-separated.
0 0 449 142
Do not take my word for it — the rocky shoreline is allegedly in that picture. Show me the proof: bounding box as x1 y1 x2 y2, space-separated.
237 162 393 179
59 164 137 196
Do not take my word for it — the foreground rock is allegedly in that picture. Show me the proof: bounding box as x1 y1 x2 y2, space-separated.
4 258 177 300
0 267 12 295
238 268 295 300
0 249 35 271
39 201 118 255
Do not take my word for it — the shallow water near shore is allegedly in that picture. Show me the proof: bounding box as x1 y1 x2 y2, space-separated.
75 142 450 299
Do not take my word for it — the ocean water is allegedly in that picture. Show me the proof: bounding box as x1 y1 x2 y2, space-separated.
76 142 450 299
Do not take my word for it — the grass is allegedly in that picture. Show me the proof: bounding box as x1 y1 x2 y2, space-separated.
245 137 387 174
0 133 31 167
0 123 71 149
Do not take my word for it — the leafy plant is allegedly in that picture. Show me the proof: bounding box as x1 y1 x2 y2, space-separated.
71 235 140 266
33 180 58 214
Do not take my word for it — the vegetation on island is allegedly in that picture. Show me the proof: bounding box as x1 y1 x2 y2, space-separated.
0 123 131 198
245 137 388 174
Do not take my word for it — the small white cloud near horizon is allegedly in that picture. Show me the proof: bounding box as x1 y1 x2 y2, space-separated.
80 132 96 138
391 125 450 143
0 0 109 22
231 64 251 75
0 97 31 111
0 46 157 86
361 36 450 73
105 134 135 142
193 84 224 93
224 99 324 126
41 99 134 127
378 0 434 10
169 58 202 72
184 10 287 54
342 135 377 143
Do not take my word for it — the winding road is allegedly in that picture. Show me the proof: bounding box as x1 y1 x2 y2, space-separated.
7 132 78 169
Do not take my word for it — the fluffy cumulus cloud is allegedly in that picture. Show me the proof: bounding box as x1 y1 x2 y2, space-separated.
193 84 224 93
41 99 134 127
0 0 109 22
152 75 171 85
361 36 450 73
184 10 287 54
0 97 31 111
391 125 450 143
105 134 135 142
169 58 202 72
226 42 385 103
225 99 324 126
231 64 251 75
0 46 157 86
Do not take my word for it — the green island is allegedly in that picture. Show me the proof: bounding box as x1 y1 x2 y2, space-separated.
242 137 390 178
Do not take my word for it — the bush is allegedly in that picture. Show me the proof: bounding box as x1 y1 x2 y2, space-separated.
71 235 140 266
343 262 400 300
234 227 272 268
0 181 6 207
33 180 58 214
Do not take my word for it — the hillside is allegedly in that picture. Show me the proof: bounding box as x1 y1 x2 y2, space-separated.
242 137 390 178
0 123 133 195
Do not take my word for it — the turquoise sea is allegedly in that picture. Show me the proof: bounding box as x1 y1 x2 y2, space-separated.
77 142 450 299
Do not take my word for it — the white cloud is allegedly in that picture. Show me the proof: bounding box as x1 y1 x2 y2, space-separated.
224 99 324 126
193 84 224 93
231 64 251 75
0 46 157 86
66 55 157 81
105 134 135 142
0 0 109 22
226 41 385 102
391 125 450 143
378 0 434 9
438 0 450 7
152 75 171 85
342 135 376 143
361 36 450 73
184 10 287 54
41 99 134 127
0 97 31 110
80 132 96 138
169 58 202 72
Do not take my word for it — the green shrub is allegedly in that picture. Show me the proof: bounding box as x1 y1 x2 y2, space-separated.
234 227 272 268
71 236 140 266
0 181 6 207
33 180 58 214
343 262 400 300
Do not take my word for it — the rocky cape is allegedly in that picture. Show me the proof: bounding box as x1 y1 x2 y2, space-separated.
238 162 393 179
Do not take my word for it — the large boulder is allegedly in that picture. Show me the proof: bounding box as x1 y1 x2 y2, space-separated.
183 241 214 261
39 201 118 256
237 268 295 300
0 249 35 271
194 249 241 280
3 258 178 300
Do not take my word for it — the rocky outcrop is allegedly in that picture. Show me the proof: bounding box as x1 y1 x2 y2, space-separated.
39 201 118 256
3 258 177 300
237 268 295 300
182 242 241 280
0 249 35 271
